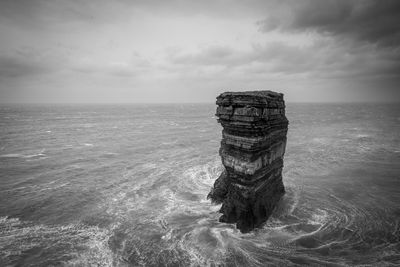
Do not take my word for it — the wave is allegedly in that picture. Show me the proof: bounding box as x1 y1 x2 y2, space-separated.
0 216 114 267
0 150 47 159
2 155 398 266
104 158 398 266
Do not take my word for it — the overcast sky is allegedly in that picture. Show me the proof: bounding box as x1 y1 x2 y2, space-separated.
0 0 399 103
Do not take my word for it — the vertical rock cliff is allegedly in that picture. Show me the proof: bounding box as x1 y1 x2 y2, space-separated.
208 91 288 233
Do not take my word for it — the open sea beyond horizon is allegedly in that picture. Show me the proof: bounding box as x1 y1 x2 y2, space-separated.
0 103 399 266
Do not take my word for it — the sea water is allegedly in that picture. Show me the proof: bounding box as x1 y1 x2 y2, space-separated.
0 103 399 266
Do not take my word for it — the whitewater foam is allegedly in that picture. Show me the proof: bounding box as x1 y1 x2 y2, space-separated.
0 216 115 266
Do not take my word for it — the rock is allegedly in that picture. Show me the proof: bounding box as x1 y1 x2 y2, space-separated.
207 170 228 204
208 90 289 233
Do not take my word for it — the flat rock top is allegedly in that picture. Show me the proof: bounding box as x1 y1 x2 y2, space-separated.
218 90 283 99
217 90 284 107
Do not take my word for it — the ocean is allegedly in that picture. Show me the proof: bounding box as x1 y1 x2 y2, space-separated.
0 103 399 266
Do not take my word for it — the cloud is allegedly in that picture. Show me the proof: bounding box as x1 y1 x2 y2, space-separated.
0 0 399 103
258 0 400 47
0 0 138 30
251 0 400 87
168 45 241 67
70 54 151 77
0 48 63 78
2 0 399 48
166 38 400 81
0 45 152 80
0 0 267 30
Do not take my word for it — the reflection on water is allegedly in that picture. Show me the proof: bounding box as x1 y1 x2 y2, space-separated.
0 103 399 266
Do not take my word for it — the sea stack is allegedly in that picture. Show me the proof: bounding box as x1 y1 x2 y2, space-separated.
208 91 288 233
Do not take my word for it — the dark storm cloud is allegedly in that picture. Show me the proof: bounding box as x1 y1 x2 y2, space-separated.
253 0 400 88
258 0 400 47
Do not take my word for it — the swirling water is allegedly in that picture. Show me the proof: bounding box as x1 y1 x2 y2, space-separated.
0 103 399 266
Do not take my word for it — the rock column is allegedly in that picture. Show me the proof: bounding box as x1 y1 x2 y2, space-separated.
208 91 288 233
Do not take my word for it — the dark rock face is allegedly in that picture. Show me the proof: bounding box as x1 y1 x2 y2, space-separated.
208 91 289 233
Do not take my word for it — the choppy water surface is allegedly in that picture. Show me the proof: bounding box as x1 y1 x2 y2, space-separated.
0 103 399 266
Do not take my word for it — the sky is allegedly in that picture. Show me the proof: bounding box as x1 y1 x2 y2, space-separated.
0 0 399 103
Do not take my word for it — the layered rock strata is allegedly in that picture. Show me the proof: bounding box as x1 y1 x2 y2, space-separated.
208 91 288 233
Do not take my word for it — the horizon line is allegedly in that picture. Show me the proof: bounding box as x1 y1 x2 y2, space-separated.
1 101 399 105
